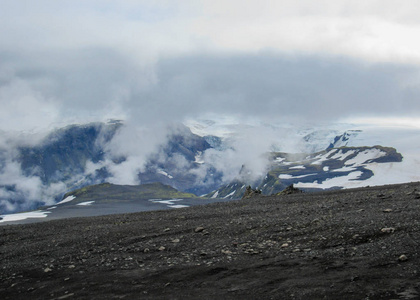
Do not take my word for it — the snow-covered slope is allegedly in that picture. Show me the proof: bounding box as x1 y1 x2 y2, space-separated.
208 145 404 199
322 126 420 188
268 146 403 191
189 117 420 199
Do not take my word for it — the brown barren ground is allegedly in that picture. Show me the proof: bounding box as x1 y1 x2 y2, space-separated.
1 182 420 299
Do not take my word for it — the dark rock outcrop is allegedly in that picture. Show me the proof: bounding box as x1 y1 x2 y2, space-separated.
275 184 303 196
242 185 262 199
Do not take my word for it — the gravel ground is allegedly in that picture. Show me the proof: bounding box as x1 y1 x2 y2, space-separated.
1 182 420 299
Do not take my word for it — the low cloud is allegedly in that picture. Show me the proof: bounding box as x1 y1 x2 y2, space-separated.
2 1 420 213
3 48 420 133
0 159 67 213
134 54 420 124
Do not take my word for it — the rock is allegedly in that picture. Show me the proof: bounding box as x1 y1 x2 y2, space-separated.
3 181 420 299
275 184 303 196
44 267 52 273
56 293 75 299
398 254 408 262
194 226 205 233
242 186 262 199
381 227 395 233
244 249 259 255
382 209 393 213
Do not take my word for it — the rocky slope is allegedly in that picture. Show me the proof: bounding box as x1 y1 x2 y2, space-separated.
1 182 420 299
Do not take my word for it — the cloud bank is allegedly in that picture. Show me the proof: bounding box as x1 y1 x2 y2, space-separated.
2 51 420 133
0 0 420 132
1 1 420 212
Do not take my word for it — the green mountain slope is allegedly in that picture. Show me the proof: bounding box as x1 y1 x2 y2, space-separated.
62 182 197 204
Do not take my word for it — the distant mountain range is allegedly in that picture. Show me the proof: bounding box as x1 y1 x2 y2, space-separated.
206 145 403 199
0 121 224 213
0 119 416 214
62 182 197 204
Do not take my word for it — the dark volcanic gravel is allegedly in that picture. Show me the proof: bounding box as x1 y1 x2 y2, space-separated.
2 182 420 299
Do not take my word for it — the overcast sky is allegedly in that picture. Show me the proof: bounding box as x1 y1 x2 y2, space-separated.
1 0 420 132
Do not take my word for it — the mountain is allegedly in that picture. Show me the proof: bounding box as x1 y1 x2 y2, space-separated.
62 182 197 204
137 125 224 195
0 182 233 225
0 121 224 213
327 130 362 149
0 122 122 213
1 117 419 215
206 145 403 199
18 122 121 185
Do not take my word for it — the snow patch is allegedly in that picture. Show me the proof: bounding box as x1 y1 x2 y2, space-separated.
290 165 305 170
157 169 174 179
77 201 95 206
211 191 219 198
0 210 51 223
149 199 182 205
344 149 386 166
148 199 189 209
295 171 364 189
333 166 358 173
311 150 338 165
194 151 204 164
56 195 76 205
279 173 317 179
169 205 189 208
224 191 236 198
330 150 356 161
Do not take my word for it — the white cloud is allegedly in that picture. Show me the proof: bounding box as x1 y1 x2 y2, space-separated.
192 0 420 64
0 1 419 132
0 74 60 131
1 0 420 213
0 159 67 213
87 123 171 185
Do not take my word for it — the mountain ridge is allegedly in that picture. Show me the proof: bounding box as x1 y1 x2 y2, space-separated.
0 119 416 214
206 145 403 199
62 182 197 204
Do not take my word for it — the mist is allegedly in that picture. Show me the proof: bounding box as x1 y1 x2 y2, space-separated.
2 1 420 213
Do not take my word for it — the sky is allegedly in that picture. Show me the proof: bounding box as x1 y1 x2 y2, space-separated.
2 1 420 213
1 0 420 132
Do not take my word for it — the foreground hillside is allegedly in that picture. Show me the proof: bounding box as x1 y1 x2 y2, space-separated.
2 182 420 299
